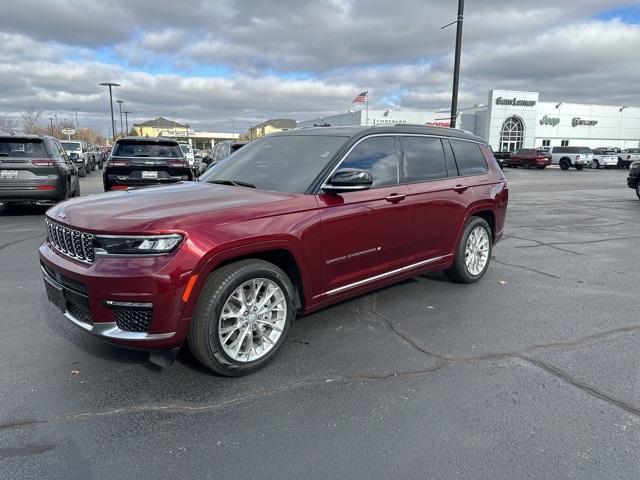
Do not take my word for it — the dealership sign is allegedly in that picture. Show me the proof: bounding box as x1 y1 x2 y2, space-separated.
572 117 598 127
495 96 536 107
539 115 560 126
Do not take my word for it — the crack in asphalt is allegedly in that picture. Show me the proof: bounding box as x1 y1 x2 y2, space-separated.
502 234 582 255
368 294 640 419
492 257 562 279
514 235 640 249
0 232 45 252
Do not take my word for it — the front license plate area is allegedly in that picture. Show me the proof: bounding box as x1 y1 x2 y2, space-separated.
44 276 66 312
0 170 18 179
142 171 158 179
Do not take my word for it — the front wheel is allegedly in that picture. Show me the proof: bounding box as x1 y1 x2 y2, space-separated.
188 259 295 376
445 217 492 284
78 165 86 177
636 183 640 200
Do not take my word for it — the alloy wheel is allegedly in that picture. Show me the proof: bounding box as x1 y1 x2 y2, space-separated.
464 226 490 276
217 278 287 362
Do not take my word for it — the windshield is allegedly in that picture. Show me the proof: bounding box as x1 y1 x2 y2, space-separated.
61 142 81 151
0 139 47 158
112 140 184 158
199 135 347 193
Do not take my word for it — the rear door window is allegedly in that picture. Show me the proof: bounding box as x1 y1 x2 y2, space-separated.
400 136 447 182
340 136 398 188
450 140 488 176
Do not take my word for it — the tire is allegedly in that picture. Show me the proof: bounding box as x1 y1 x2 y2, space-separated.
537 166 546 169
592 160 599 169
73 182 80 197
188 259 296 376
575 165 584 171
445 216 493 284
523 160 532 169
559 158 570 170
636 183 640 200
79 166 86 177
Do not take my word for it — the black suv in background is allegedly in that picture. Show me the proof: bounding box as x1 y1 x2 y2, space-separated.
103 137 194 191
205 140 248 167
0 135 80 206
627 161 640 199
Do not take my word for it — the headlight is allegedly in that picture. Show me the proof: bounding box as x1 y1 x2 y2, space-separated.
94 234 183 255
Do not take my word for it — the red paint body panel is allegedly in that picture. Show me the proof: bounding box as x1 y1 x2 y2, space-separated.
40 133 508 351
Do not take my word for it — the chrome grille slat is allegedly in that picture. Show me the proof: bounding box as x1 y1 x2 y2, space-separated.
45 218 95 264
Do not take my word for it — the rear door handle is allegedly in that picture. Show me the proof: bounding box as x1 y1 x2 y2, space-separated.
385 193 406 203
453 184 468 193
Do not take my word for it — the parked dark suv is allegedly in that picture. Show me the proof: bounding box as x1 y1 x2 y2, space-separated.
205 140 248 168
0 135 80 206
40 125 508 375
103 137 194 191
627 160 640 198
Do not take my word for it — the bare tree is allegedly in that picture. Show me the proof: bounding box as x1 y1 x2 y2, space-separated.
20 108 42 134
0 115 18 134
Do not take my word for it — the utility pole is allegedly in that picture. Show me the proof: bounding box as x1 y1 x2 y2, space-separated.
442 0 465 128
99 82 121 141
116 100 124 136
123 111 131 135
49 117 54 136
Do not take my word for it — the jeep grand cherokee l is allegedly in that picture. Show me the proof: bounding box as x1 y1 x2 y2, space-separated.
506 148 551 169
0 135 80 206
103 137 193 191
40 125 508 376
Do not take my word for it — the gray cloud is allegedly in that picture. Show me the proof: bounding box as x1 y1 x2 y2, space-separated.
0 1 638 135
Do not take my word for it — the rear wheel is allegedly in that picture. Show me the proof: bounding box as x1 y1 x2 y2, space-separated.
575 165 584 171
188 259 295 376
559 158 571 170
522 160 532 169
445 217 492 284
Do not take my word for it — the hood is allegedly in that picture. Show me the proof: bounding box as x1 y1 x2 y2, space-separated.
46 182 296 233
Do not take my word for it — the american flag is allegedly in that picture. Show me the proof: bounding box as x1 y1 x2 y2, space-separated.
352 91 368 103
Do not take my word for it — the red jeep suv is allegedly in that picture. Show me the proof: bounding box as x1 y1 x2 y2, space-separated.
40 126 508 375
506 148 552 169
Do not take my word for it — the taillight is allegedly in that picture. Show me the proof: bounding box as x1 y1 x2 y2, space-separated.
575 155 580 161
37 185 56 191
168 160 188 168
31 159 54 166
111 185 128 191
107 159 129 167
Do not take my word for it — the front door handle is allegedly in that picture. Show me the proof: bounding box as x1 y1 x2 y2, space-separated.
385 193 406 203
453 184 468 193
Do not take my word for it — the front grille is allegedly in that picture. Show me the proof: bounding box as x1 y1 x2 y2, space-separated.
67 302 93 325
41 262 88 295
45 218 95 263
114 307 153 333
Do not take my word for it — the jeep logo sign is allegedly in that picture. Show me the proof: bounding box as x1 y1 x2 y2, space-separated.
572 117 598 127
495 97 536 107
539 115 560 126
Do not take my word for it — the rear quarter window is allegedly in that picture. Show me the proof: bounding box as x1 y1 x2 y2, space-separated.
449 139 488 176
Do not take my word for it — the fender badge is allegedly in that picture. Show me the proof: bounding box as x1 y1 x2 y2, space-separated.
57 212 66 219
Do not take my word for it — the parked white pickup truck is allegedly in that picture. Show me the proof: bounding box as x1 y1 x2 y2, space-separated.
550 146 592 171
590 148 619 169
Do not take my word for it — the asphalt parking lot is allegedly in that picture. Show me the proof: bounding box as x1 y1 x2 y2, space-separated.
1 167 638 479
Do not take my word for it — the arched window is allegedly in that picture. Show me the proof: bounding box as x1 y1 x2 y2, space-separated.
499 116 525 152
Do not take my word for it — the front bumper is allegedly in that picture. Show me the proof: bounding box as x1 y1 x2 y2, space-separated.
39 241 199 349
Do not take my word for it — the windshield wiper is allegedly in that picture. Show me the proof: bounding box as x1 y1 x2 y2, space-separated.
208 179 256 188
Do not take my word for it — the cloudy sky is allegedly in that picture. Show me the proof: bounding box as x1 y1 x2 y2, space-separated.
0 0 639 136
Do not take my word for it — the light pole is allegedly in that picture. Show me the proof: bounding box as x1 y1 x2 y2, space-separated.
72 107 79 132
442 0 465 128
116 100 124 136
49 117 54 136
259 114 264 138
99 82 121 141
123 111 131 135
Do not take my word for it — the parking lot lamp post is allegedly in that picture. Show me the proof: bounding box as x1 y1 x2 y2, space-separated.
99 82 121 141
123 111 131 135
116 100 124 136
49 117 54 136
442 0 465 128
72 107 80 133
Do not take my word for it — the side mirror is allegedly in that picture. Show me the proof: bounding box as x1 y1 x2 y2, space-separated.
322 168 373 193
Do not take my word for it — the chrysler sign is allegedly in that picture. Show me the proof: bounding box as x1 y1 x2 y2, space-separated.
495 97 536 107
572 117 598 127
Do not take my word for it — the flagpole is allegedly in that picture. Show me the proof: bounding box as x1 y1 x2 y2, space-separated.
366 89 369 126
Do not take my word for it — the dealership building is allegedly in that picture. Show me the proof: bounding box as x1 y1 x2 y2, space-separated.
299 89 640 151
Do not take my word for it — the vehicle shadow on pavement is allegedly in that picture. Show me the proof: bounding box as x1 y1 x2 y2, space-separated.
1 203 50 216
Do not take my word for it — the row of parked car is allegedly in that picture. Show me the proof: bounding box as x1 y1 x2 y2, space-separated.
493 146 640 171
